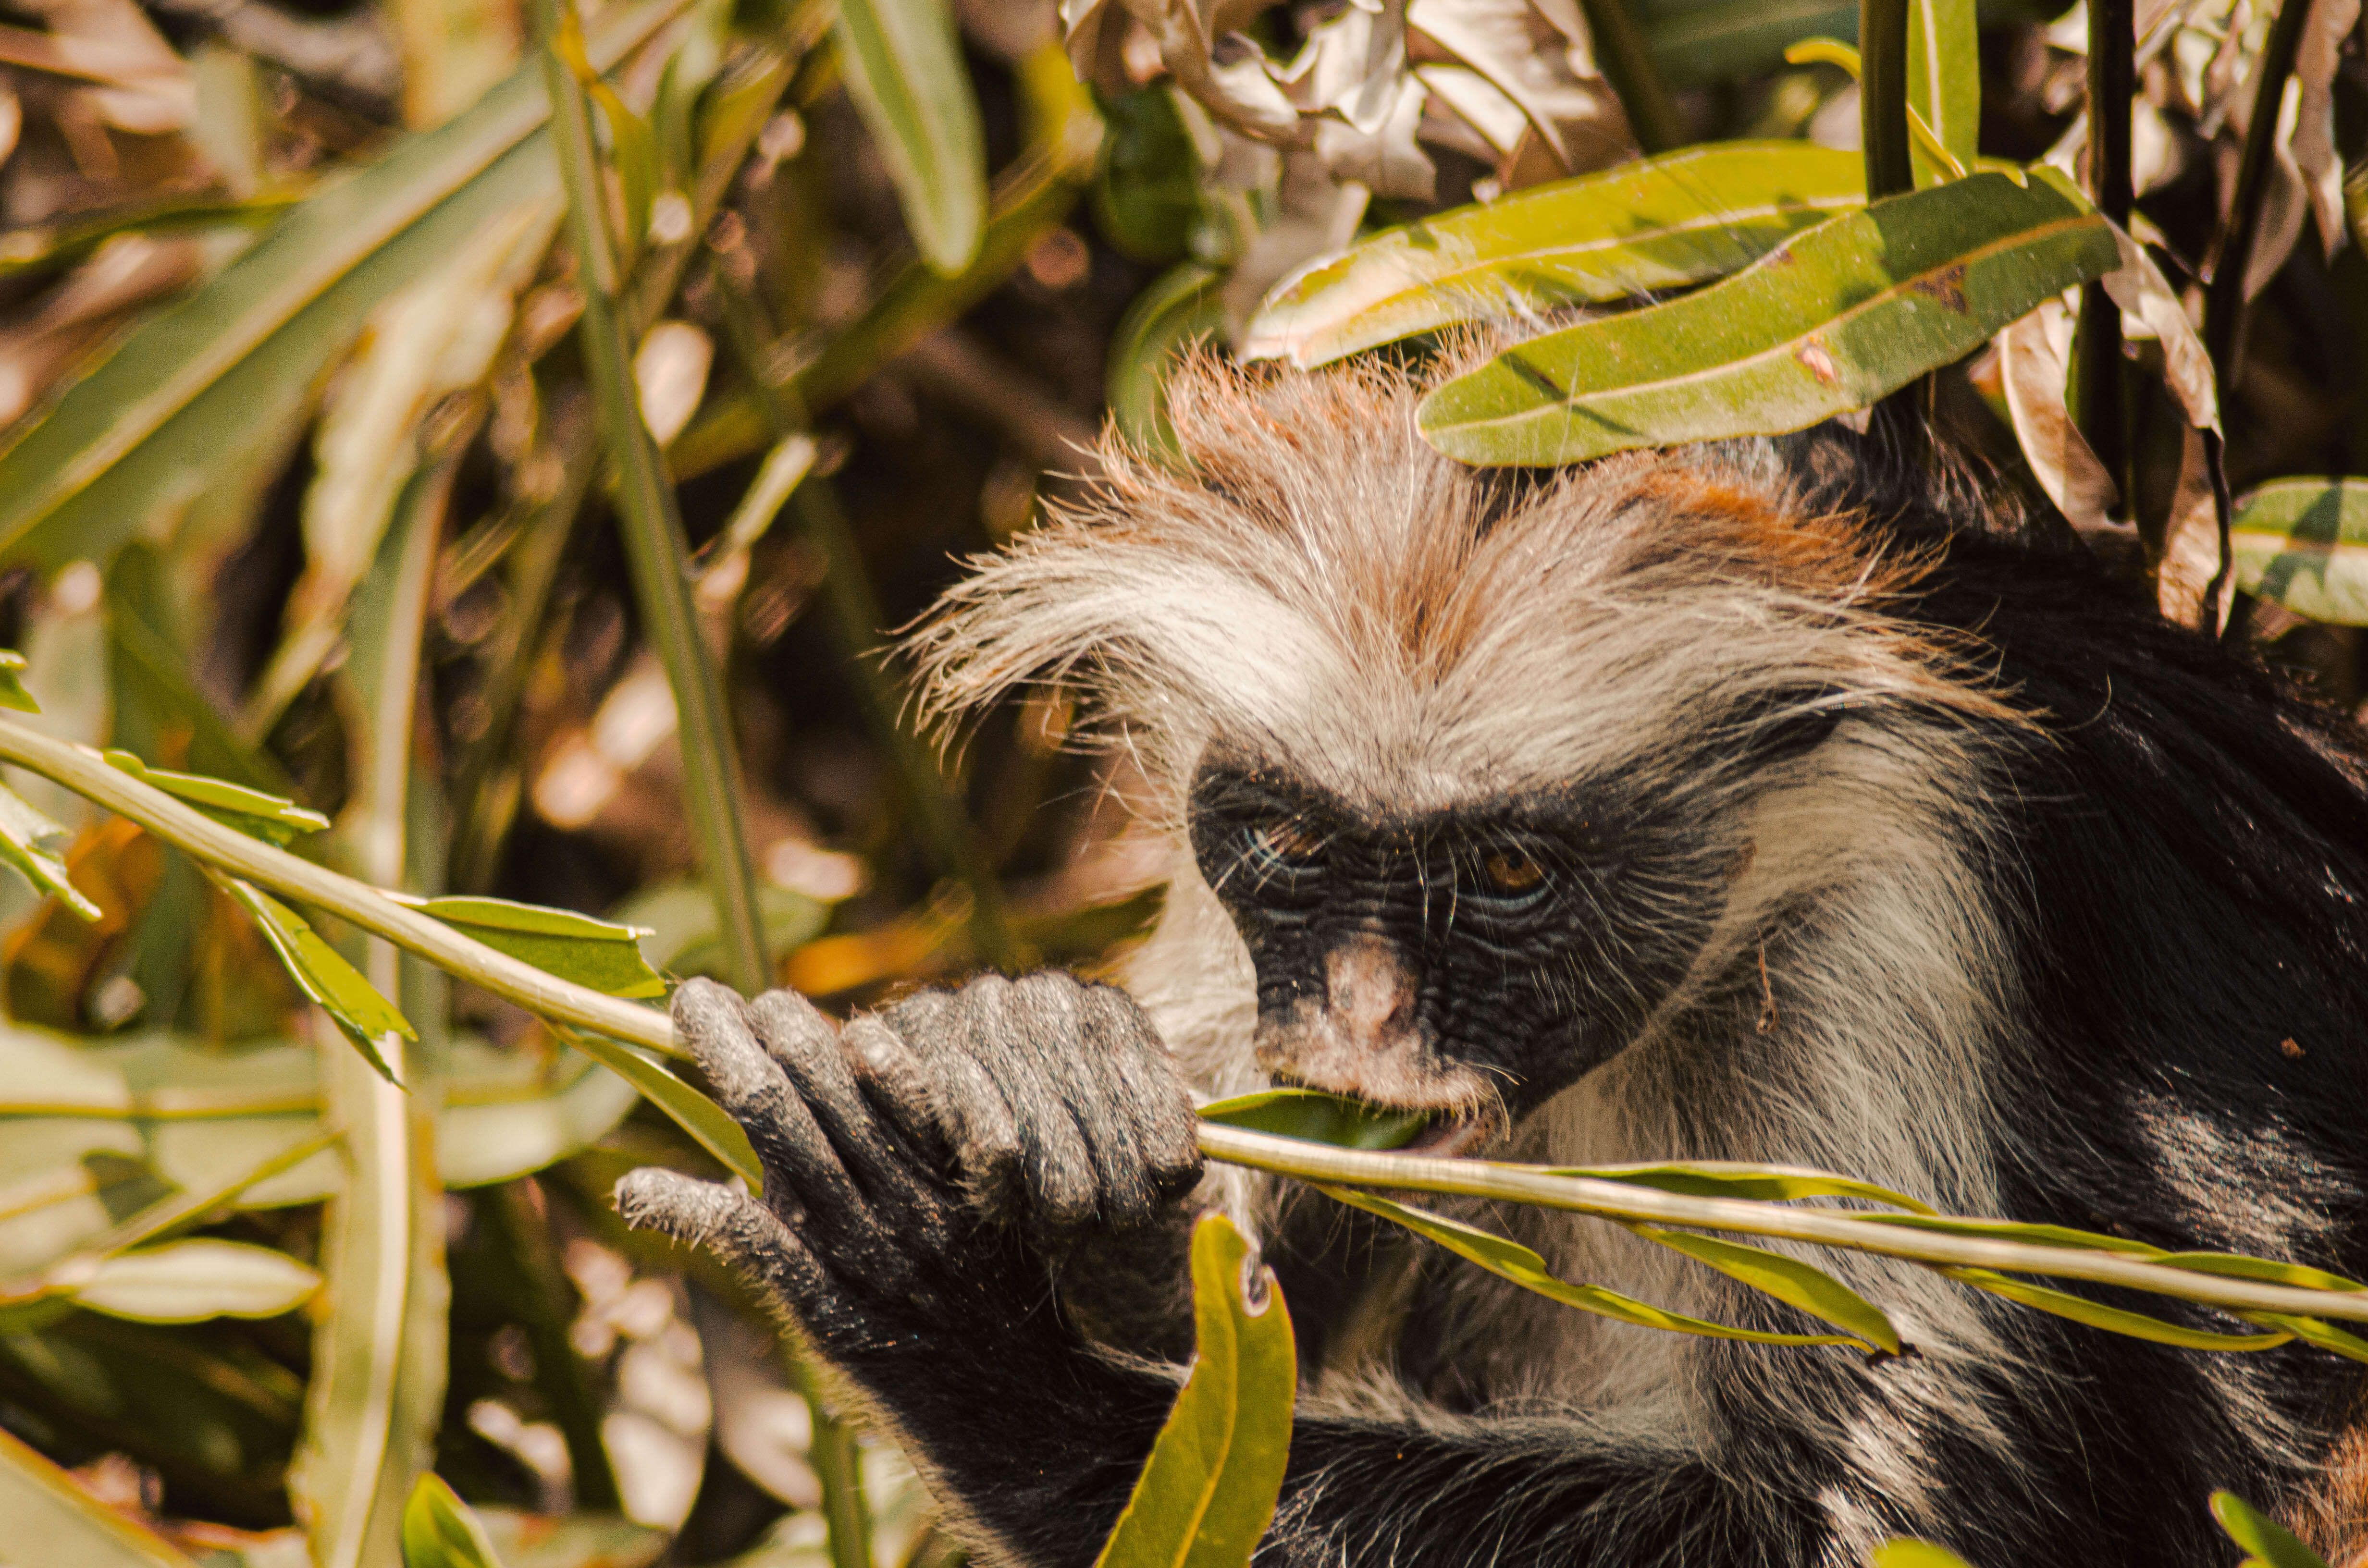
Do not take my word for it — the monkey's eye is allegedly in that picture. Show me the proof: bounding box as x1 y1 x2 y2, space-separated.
1246 817 1326 872
1480 845 1547 897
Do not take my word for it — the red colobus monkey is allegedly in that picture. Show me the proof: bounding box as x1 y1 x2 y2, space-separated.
619 355 2368 1566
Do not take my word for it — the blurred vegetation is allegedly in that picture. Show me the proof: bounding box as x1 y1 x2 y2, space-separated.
0 0 2362 1561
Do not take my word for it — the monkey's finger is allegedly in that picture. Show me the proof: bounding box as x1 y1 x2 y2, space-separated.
1088 987 1204 1203
841 1011 953 1165
748 990 947 1241
671 980 880 1246
969 974 1103 1234
883 988 1027 1221
615 1167 829 1314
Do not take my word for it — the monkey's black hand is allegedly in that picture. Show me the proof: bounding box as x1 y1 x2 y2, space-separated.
614 973 1203 1477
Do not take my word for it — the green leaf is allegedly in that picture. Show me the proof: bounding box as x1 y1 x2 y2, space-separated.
1630 1225 1903 1354
2230 478 2368 625
1418 168 2118 467
551 1024 763 1191
67 1237 321 1323
101 749 331 845
0 1423 200 1568
1093 85 1202 263
833 0 987 273
1869 1542 1977 1568
1245 144 1867 368
386 893 666 999
1852 1213 2166 1252
1906 0 1979 182
2211 1491 2335 1568
1319 1184 1884 1352
403 1474 508 1568
2241 1313 2368 1365
1108 262 1226 465
0 0 684 573
1197 1089 1430 1151
0 648 38 712
1551 1159 1936 1213
218 878 415 1084
2153 1251 2368 1293
0 782 98 918
1942 1267 2295 1351
1094 1213 1295 1568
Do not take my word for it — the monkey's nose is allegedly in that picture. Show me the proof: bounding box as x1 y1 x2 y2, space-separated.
1323 932 1418 1053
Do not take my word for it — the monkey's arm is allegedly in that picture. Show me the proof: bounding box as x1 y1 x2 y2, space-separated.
617 979 1805 1568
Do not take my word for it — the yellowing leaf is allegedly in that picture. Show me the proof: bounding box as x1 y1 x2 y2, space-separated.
550 1023 761 1191
1320 1184 1884 1352
0 648 38 712
0 1423 200 1568
68 1237 322 1322
1198 1089 1430 1151
1419 169 2117 466
402 1474 507 1568
1942 1267 2294 1352
386 893 666 999
1095 1213 1295 1568
2211 1491 2335 1568
2230 478 2368 625
1552 1159 1936 1213
1630 1225 1903 1355
1871 1542 1978 1568
218 878 413 1085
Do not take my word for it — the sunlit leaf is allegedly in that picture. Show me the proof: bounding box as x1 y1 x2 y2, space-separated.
0 648 37 712
2230 478 2368 625
101 749 331 845
217 878 413 1084
2211 1490 2335 1568
1553 1159 1936 1213
1245 143 1866 368
0 0 687 573
1942 1267 2294 1351
1853 1213 2165 1252
403 1473 507 1568
1870 1542 1977 1568
1906 0 1979 181
0 783 98 919
1630 1225 1903 1354
385 893 666 999
1094 1213 1295 1568
834 0 987 273
1320 1184 1883 1351
2241 1313 2368 1365
1107 262 1225 464
551 1023 762 1191
1419 169 2118 466
67 1237 321 1323
2154 1251 2368 1293
0 1422 200 1567
1197 1088 1430 1151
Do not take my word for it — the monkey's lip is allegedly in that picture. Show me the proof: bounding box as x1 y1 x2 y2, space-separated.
1397 1113 1492 1158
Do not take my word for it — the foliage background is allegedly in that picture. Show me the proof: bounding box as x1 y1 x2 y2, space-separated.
0 0 2362 1562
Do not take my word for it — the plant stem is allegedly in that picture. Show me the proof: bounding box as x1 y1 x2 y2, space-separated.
708 271 1022 971
535 0 769 999
2077 0 2135 519
20 712 2368 1329
1574 0 1685 153
2203 0 2315 389
1858 0 1915 198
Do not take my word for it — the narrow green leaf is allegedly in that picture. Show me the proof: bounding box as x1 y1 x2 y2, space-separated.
1197 1089 1430 1152
402 1474 507 1568
551 1024 763 1191
2211 1491 2335 1568
218 878 414 1085
1552 1159 1936 1213
1418 168 2118 467
1630 1225 1903 1354
2229 478 2368 625
1106 261 1226 465
1942 1267 2295 1351
68 1237 322 1323
1853 1213 2167 1252
1870 1542 1977 1568
0 1424 200 1568
1905 0 1980 181
102 749 330 845
833 0 987 273
1245 144 1867 368
1094 1213 1295 1568
1320 1185 1881 1351
1640 0 1858 86
2154 1251 2368 1293
2241 1313 2368 1365
0 782 98 918
385 893 666 999
0 0 686 572
0 648 38 712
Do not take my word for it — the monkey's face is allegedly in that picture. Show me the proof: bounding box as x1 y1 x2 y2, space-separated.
1187 760 1737 1149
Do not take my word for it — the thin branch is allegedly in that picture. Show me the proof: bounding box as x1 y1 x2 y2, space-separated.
2203 0 2316 389
1858 0 1915 198
1572 0 1686 153
2077 0 2135 521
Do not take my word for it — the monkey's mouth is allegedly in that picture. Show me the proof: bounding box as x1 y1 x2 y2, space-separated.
1396 1111 1494 1158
